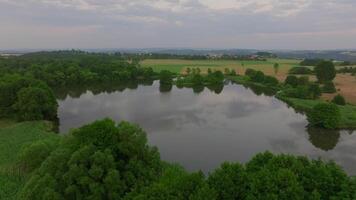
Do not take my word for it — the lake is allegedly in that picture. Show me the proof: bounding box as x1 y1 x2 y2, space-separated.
57 81 356 174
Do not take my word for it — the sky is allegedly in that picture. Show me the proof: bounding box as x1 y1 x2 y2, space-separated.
0 0 356 50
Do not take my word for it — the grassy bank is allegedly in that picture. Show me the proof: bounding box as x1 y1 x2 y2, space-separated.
277 96 356 129
228 75 356 129
0 120 58 200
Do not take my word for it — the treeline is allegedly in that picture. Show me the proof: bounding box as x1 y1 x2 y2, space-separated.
0 50 156 87
18 119 356 199
132 53 268 61
0 51 158 121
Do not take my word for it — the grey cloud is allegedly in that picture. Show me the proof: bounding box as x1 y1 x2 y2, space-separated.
0 0 355 49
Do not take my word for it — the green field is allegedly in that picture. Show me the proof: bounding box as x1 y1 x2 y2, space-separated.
0 120 57 199
141 58 302 78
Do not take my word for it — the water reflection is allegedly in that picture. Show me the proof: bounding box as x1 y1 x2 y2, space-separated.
307 127 340 151
57 81 356 175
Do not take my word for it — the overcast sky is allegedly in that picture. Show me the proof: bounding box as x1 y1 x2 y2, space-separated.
1 0 356 50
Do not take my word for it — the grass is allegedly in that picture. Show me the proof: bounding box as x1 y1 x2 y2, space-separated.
278 97 356 129
141 58 301 79
0 120 58 200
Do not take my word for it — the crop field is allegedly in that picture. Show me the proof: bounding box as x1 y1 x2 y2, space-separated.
0 120 57 199
141 58 302 80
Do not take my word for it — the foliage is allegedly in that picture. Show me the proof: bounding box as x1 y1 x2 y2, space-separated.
0 75 58 121
130 164 216 200
332 94 346 105
285 75 299 87
322 81 337 93
159 70 173 85
13 87 58 121
0 121 57 200
20 119 162 200
289 66 313 74
300 59 323 66
307 103 341 129
17 138 59 173
245 69 279 86
314 61 336 83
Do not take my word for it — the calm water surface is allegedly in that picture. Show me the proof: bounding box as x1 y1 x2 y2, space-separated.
57 81 356 174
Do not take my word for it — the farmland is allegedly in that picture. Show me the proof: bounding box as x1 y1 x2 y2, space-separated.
141 58 302 80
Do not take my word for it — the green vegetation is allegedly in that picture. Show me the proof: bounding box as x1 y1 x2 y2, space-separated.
307 103 341 129
2 119 355 199
322 81 337 93
141 58 301 74
0 120 57 200
0 75 58 121
244 68 279 86
315 61 336 83
332 94 346 105
277 97 356 129
288 66 313 75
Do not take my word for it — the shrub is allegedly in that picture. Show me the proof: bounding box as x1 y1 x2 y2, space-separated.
289 67 313 75
322 81 337 93
307 103 340 129
332 94 346 105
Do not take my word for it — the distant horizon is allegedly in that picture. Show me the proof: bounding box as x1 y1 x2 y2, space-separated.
1 47 356 53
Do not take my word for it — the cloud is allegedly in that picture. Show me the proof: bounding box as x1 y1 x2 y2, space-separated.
0 0 355 49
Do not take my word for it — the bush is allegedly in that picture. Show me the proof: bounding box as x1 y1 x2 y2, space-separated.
332 94 346 105
322 81 337 93
307 103 341 129
289 67 313 75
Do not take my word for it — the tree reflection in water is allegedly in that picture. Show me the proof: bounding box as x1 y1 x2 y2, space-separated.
307 127 340 151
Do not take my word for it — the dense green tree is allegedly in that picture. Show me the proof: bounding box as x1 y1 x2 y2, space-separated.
285 75 299 87
208 162 248 199
20 119 162 200
307 103 340 129
332 94 346 105
322 81 337 93
159 70 173 85
314 61 336 83
13 86 58 121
